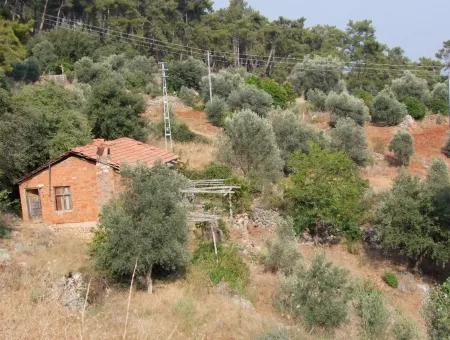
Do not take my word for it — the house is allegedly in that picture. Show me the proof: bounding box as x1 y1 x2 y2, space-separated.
18 138 178 225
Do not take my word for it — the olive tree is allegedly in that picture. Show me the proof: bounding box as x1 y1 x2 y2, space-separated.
389 130 414 166
218 109 283 182
330 117 370 166
424 278 450 340
91 164 189 292
288 55 344 95
371 88 408 126
200 69 243 101
227 85 273 117
391 71 431 103
429 82 449 114
325 91 370 126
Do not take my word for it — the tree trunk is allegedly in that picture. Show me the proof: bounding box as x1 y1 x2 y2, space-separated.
265 47 275 76
146 269 153 294
39 0 49 32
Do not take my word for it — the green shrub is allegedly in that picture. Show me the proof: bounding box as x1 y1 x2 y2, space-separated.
205 96 229 126
371 88 408 126
262 218 301 275
227 84 273 117
391 71 431 103
286 144 367 239
330 117 370 166
402 96 427 120
246 75 294 109
192 242 250 294
179 86 199 108
383 271 399 288
256 327 289 340
353 89 374 108
12 57 40 82
200 69 243 101
389 130 414 166
276 254 352 329
306 88 327 111
444 132 450 157
156 119 205 143
355 282 389 339
288 55 344 94
429 82 449 115
90 164 189 287
168 57 207 91
392 313 419 340
424 277 450 340
325 91 370 126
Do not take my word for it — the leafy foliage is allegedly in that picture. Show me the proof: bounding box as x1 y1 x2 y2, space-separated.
246 75 295 109
325 91 370 126
262 218 301 275
200 69 243 101
227 84 273 117
288 55 344 95
391 71 431 103
375 169 450 269
205 96 229 126
85 76 147 141
371 88 408 126
429 82 449 115
0 19 30 73
91 164 188 282
402 96 427 120
168 57 207 91
277 254 352 329
286 144 367 239
306 88 327 111
192 242 250 294
389 130 414 166
424 277 450 340
219 110 283 183
269 110 327 167
330 117 370 166
383 271 399 288
179 86 199 107
354 282 389 339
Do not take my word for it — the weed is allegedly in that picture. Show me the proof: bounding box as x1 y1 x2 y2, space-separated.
383 271 399 288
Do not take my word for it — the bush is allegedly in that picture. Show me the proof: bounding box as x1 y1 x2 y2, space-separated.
429 82 449 115
90 164 189 288
246 75 295 109
371 88 408 126
31 40 57 72
383 271 399 288
354 282 389 339
269 110 327 167
391 71 431 103
156 119 203 143
286 144 367 239
74 57 110 84
277 254 352 329
306 88 327 111
192 242 250 294
402 96 427 120
178 86 198 107
392 313 419 340
330 117 370 166
325 91 369 126
288 55 344 95
12 57 40 82
353 89 374 108
262 218 301 275
389 130 414 166
219 110 283 183
200 69 243 101
256 327 289 340
168 57 207 91
205 96 229 126
227 84 273 117
424 277 450 340
444 132 450 157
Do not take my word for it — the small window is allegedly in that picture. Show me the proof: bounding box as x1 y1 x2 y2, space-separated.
55 186 72 211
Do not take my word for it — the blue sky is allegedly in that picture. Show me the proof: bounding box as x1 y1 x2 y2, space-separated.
213 0 449 61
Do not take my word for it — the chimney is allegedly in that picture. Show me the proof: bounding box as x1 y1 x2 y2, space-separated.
96 143 111 164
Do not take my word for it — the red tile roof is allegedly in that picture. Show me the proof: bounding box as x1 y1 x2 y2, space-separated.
17 138 178 183
71 138 178 169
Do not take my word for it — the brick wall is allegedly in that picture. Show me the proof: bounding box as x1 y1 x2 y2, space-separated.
19 156 121 224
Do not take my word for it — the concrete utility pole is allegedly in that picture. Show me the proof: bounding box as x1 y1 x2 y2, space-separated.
207 50 213 103
160 62 173 150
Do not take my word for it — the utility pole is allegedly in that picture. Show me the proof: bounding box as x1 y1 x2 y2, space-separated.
448 69 450 127
160 62 173 151
207 50 213 103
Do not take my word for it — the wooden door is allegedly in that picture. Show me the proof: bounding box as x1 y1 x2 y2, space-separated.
26 189 42 221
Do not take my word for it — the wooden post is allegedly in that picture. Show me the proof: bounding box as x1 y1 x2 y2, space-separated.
210 223 218 264
123 259 138 340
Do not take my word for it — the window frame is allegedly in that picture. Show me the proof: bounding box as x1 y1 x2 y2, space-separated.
54 186 73 212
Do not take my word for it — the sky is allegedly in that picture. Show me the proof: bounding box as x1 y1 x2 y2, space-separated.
213 0 449 61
